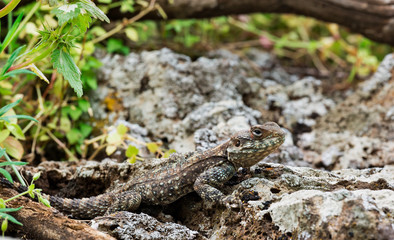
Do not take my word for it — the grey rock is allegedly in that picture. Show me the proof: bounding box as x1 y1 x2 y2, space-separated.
92 212 204 240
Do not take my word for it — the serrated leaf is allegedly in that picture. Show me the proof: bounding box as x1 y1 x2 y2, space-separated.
74 13 92 33
3 136 24 160
146 142 159 154
51 48 83 97
51 4 81 26
125 145 139 158
78 0 110 23
117 124 128 135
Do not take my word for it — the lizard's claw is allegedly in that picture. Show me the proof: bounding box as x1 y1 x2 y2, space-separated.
220 195 242 209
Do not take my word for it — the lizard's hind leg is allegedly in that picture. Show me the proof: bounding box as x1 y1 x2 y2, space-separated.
105 190 142 215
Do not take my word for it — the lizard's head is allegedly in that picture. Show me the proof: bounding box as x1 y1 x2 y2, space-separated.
227 122 285 168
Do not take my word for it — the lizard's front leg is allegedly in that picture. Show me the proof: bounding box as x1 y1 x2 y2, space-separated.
193 162 238 207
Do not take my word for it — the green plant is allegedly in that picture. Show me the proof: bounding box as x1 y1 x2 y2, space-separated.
7 0 110 97
0 98 37 161
0 172 50 235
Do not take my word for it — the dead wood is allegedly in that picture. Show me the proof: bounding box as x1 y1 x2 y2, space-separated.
0 187 115 240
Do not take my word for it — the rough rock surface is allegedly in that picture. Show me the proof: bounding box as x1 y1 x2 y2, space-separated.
15 50 392 239
180 163 394 239
92 212 204 240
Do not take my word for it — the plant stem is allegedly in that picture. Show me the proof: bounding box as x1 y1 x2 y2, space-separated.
3 151 26 186
90 0 157 44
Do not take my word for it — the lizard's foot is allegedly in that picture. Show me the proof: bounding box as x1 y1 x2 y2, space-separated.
219 195 242 209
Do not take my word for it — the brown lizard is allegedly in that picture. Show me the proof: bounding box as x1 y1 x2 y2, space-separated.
4 122 285 219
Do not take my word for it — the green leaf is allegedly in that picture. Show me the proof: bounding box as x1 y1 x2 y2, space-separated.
6 123 25 140
0 13 23 53
0 129 10 143
66 128 82 145
0 46 24 77
0 206 23 212
163 149 176 158
77 0 110 23
51 48 83 97
0 212 22 226
146 142 159 154
0 99 21 117
125 145 139 158
38 196 51 207
107 38 129 55
28 184 35 198
32 172 41 181
3 136 24 160
74 13 92 33
0 198 5 208
51 4 81 26
67 107 82 120
128 155 137 164
77 99 90 112
0 162 28 167
0 115 38 123
2 69 36 79
0 168 13 183
117 124 128 135
79 123 92 138
1 217 7 233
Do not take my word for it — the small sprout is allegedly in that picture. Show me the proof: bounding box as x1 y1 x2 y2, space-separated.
28 184 35 199
117 124 128 135
146 142 159 154
126 145 139 164
32 172 41 181
0 199 5 209
1 218 8 235
163 149 176 158
128 155 137 164
38 196 51 207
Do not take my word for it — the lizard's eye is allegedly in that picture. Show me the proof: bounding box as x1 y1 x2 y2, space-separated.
233 139 241 147
252 128 263 137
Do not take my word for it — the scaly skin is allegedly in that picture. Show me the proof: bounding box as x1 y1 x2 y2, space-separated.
10 122 286 219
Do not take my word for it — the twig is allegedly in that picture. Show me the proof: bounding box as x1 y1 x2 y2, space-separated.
91 0 157 44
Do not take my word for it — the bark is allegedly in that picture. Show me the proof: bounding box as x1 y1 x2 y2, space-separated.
104 0 394 45
0 187 115 240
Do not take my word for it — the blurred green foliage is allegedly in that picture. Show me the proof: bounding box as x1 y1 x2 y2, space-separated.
0 0 392 163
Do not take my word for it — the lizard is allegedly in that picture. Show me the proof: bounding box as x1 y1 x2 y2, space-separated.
2 122 285 219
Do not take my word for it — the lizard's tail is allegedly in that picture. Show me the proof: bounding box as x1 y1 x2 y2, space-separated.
1 177 141 219
49 190 141 219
